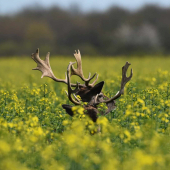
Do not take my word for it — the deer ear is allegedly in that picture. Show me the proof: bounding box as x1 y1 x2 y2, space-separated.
62 104 74 116
87 81 104 96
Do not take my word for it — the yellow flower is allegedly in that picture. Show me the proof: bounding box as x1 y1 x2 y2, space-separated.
125 110 132 116
165 119 169 123
0 140 10 153
42 145 55 160
89 153 101 164
62 120 69 125
134 150 154 166
124 130 131 138
29 135 38 142
135 131 142 139
135 112 140 117
152 77 156 82
32 116 39 122
97 117 108 126
78 107 84 115
161 117 165 121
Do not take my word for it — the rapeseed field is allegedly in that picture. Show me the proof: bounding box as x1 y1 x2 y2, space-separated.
0 55 170 170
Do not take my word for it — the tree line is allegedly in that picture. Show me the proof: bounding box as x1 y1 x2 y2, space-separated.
0 5 170 56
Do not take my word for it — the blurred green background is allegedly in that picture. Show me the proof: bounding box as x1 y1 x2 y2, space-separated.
1 1 170 56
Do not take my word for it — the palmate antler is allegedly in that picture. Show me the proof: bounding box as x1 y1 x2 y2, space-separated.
71 50 98 87
31 48 68 84
32 49 98 87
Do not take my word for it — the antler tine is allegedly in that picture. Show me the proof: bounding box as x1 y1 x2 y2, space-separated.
31 48 78 87
90 74 99 86
71 50 98 87
95 62 133 104
67 62 81 105
120 62 133 94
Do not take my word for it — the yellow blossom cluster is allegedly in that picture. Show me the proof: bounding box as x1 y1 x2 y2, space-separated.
0 56 170 169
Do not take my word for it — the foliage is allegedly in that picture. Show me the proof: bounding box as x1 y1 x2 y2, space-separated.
1 5 170 56
0 56 170 169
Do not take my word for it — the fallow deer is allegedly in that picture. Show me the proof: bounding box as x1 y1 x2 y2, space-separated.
31 49 133 122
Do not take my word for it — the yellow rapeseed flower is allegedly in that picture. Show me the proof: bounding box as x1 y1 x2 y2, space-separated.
0 140 10 153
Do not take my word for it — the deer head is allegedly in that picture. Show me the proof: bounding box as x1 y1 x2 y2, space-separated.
31 49 133 122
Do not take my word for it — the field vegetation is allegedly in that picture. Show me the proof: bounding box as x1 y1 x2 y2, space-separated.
0 55 170 169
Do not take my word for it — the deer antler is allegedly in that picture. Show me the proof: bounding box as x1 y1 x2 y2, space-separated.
66 62 81 105
32 49 133 122
31 48 79 87
32 48 82 105
95 62 133 104
71 50 98 87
